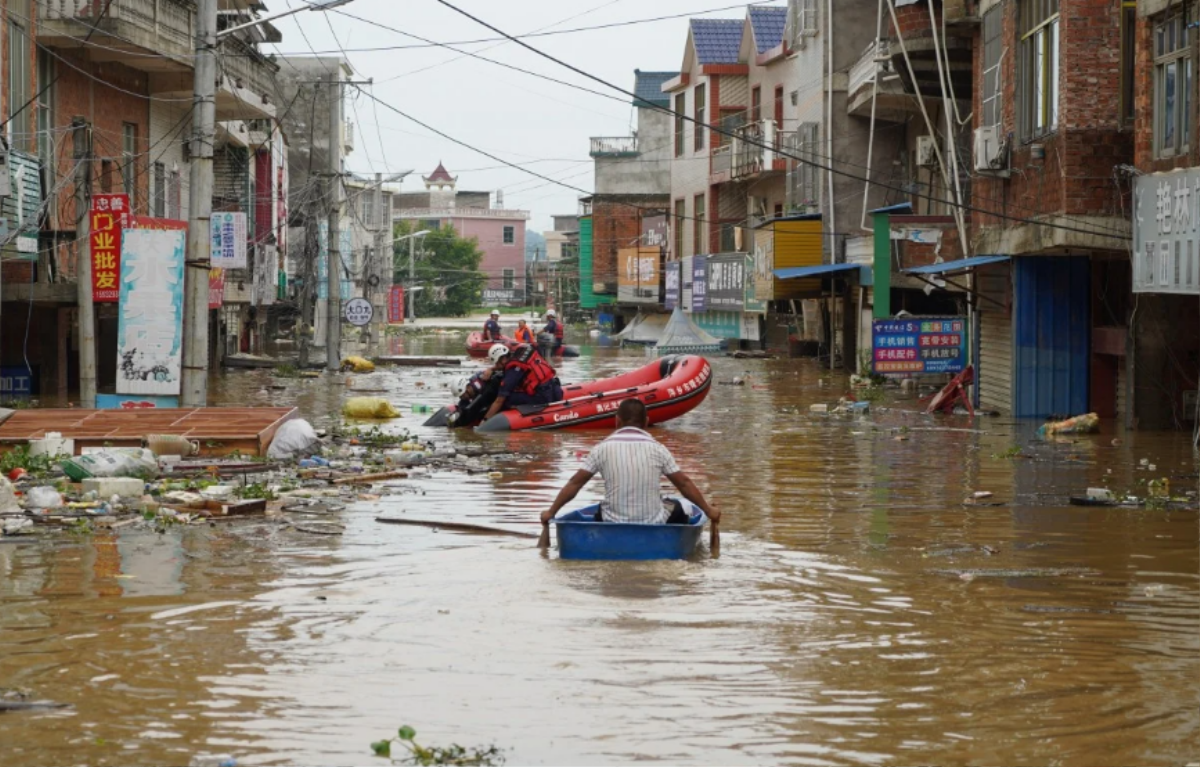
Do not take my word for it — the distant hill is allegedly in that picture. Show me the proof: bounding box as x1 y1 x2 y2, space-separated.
525 230 546 261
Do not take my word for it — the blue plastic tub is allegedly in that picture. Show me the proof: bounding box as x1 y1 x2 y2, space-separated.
551 498 706 560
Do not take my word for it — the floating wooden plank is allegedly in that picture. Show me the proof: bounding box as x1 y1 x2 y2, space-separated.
0 407 297 457
373 355 463 368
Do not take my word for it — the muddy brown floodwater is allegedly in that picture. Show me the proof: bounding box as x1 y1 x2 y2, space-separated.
1 333 1197 767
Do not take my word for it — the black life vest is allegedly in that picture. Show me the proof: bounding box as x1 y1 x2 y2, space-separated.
504 344 556 395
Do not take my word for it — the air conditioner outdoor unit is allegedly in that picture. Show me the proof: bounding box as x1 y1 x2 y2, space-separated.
973 125 1008 171
915 135 938 167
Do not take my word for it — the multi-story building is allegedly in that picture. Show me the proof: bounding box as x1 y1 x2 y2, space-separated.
0 0 280 402
393 163 529 306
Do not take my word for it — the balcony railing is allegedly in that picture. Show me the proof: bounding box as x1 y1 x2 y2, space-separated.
849 40 892 99
710 144 732 177
732 120 778 179
38 0 195 65
589 136 639 157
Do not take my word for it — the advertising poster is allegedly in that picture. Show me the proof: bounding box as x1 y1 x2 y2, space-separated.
208 268 225 309
744 254 767 313
388 285 405 323
706 253 745 310
617 247 660 303
117 228 185 396
872 317 967 375
210 211 247 269
664 261 680 310
691 255 707 313
90 193 130 303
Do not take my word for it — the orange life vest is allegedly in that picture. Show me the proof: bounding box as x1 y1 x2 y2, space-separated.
514 326 535 344
504 345 556 395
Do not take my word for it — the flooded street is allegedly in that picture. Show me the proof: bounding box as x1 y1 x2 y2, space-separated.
1 334 1197 766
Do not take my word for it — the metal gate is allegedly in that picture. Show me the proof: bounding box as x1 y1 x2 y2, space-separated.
1013 257 1090 418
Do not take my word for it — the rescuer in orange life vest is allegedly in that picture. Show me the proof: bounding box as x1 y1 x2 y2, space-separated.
482 343 564 421
513 318 536 345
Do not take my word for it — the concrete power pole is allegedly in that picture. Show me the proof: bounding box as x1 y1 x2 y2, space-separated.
182 0 218 406
73 119 96 408
407 234 416 322
371 172 386 355
325 73 343 371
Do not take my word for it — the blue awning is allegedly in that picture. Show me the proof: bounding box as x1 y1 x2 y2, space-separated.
902 255 1010 275
774 263 865 280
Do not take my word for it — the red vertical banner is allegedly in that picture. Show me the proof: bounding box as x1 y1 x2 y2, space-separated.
388 285 405 323
208 268 226 309
90 194 130 302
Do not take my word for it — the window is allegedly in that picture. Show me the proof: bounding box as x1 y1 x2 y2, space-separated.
787 0 819 49
36 49 52 179
774 85 784 129
981 7 1003 129
674 92 685 157
1154 7 1194 157
673 199 684 259
122 122 137 206
792 122 819 209
169 166 181 219
693 193 706 256
719 224 736 252
718 108 743 147
8 10 31 152
1120 1 1136 125
694 83 706 152
751 86 761 123
502 225 514 244
101 160 113 194
153 162 165 217
1019 0 1059 139
502 268 515 289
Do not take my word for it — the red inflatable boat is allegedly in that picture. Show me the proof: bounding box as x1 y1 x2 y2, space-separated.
424 355 712 432
465 332 580 358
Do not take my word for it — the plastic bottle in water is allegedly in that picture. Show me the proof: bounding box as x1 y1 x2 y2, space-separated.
411 404 432 413
189 756 236 767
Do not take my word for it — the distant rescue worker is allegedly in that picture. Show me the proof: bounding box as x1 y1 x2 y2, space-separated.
482 309 503 342
542 309 564 353
482 343 563 421
513 318 536 345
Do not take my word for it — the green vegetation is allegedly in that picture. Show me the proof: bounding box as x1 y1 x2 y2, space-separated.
394 221 486 318
0 445 58 479
331 424 412 449
991 444 1024 460
238 482 276 501
273 364 302 378
371 725 503 766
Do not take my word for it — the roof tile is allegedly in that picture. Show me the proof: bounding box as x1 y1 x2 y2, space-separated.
690 18 744 65
748 6 787 54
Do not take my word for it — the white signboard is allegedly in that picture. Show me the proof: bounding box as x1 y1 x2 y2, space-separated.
117 229 185 396
211 211 248 269
1133 169 1200 295
344 297 373 326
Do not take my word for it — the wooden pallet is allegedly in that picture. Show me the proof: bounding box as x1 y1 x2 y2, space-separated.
0 407 298 457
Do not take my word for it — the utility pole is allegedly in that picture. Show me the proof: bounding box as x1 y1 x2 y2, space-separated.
325 72 343 371
371 172 386 354
298 215 316 367
182 0 217 406
73 118 96 408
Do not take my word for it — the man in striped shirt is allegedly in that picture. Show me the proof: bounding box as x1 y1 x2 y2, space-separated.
540 399 719 527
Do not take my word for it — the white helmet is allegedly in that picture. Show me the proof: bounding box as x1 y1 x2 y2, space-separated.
545 309 557 317
453 376 470 393
490 309 500 317
488 343 510 364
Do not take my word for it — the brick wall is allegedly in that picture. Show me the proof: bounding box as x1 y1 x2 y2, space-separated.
972 0 1131 236
890 215 965 268
591 196 668 293
889 0 942 39
1133 10 1194 172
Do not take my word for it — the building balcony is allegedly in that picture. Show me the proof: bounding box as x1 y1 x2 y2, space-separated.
589 136 639 157
887 14 973 103
731 120 787 180
710 144 732 183
847 40 928 122
38 0 276 120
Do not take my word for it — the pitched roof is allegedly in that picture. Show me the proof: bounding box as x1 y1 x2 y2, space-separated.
748 6 787 54
689 18 744 65
632 69 676 108
425 161 455 183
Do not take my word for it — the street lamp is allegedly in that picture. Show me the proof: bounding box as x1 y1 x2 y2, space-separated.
394 230 430 322
182 0 361 406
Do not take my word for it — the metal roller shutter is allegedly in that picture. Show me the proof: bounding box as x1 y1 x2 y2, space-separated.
979 309 1012 414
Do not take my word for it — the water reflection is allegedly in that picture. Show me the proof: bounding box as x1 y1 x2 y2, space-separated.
0 333 1196 767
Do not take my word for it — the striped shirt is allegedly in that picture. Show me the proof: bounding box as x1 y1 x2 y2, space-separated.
582 427 681 524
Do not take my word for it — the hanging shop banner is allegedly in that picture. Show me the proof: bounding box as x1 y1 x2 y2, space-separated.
664 260 680 310
0 366 32 399
117 228 186 396
90 193 130 303
482 288 525 306
254 243 278 307
618 247 660 303
1132 168 1200 295
641 213 668 249
872 317 967 375
209 268 226 309
388 285 405 323
691 255 708 313
753 227 775 301
210 211 247 269
706 253 745 310
3 150 42 261
744 254 767 313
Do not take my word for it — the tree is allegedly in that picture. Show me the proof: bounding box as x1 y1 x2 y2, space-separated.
393 221 486 317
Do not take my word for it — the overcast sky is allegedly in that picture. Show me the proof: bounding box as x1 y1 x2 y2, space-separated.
270 0 779 233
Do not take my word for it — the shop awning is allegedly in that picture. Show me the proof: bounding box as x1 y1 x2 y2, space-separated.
774 263 866 280
902 255 1010 275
